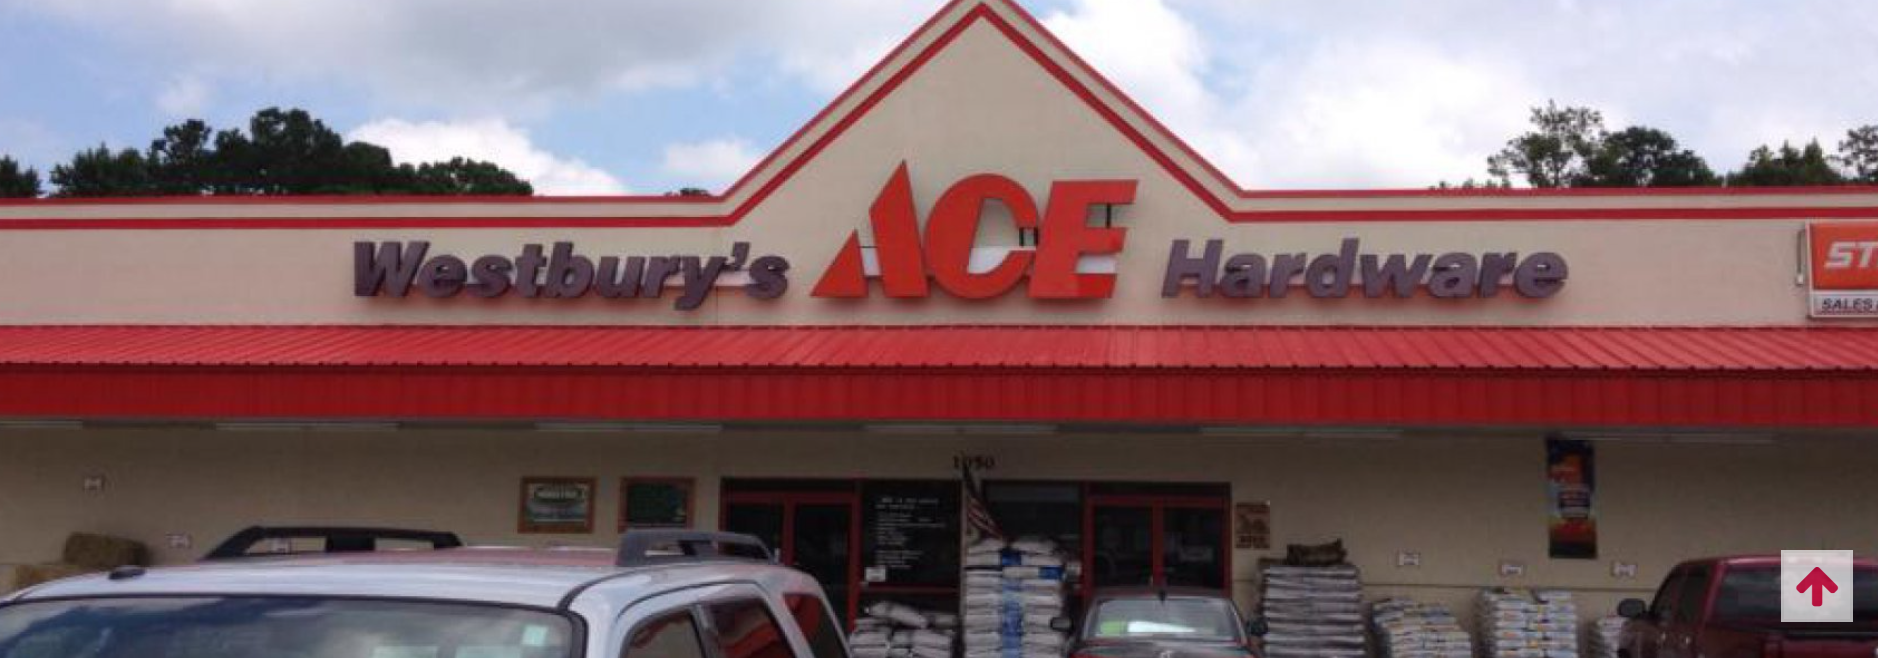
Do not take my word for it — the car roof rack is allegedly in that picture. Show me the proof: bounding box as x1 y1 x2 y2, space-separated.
616 530 774 567
203 526 465 560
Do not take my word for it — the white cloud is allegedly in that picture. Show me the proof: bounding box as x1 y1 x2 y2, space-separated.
1044 0 1544 188
155 75 211 117
1097 0 1878 187
17 0 929 112
348 118 628 195
659 138 761 190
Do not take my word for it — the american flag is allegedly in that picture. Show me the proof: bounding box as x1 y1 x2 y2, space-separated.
960 457 1004 541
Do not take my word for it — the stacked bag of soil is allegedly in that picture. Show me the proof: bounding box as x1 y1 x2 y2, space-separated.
1585 616 1625 658
849 601 959 658
1476 589 1579 658
1369 599 1473 658
1259 542 1366 658
962 537 1079 658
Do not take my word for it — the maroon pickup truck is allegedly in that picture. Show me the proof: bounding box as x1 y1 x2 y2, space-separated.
1619 556 1878 658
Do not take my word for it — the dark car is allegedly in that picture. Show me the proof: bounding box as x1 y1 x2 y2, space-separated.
1617 556 1878 658
1057 587 1266 658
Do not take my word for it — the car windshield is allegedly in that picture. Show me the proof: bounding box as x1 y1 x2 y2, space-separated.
0 597 577 658
1712 566 1878 626
1090 597 1239 641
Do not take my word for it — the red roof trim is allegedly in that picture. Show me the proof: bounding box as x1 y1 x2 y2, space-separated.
2 365 1873 428
0 325 1874 371
5 0 1878 229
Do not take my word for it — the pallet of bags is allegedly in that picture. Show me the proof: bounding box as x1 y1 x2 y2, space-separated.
1477 589 1579 658
851 601 957 658
1260 562 1367 658
1370 598 1472 658
1585 616 1625 658
962 536 1072 658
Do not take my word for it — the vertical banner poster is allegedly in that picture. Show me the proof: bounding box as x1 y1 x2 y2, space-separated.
1234 502 1271 550
1546 437 1597 559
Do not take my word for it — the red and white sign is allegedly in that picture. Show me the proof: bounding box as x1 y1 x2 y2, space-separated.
1807 222 1878 318
1782 550 1854 622
813 163 1134 300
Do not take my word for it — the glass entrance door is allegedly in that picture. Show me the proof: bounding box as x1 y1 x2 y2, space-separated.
1087 495 1229 592
724 492 859 624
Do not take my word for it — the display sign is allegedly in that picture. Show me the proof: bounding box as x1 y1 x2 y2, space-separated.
356 165 1573 308
619 478 693 532
1807 222 1878 318
519 476 596 534
1545 438 1597 559
356 241 790 310
1234 501 1271 550
860 480 961 587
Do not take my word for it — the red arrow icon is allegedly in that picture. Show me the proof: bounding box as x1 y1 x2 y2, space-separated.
1799 567 1839 607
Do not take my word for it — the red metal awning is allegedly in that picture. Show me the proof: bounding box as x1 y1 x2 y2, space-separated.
0 325 1873 428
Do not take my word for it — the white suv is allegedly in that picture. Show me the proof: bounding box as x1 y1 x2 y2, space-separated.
0 531 851 658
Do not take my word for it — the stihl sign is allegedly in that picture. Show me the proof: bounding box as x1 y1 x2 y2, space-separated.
812 163 1133 299
1808 222 1878 318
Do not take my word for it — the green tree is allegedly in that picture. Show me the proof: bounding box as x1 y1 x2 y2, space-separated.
0 156 41 198
1578 127 1718 187
147 119 218 195
51 145 155 198
216 107 352 194
49 108 536 197
1839 125 1878 184
405 157 534 195
1487 101 1604 188
1726 141 1846 187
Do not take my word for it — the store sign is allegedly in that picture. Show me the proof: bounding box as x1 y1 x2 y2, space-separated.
354 241 791 311
353 165 1576 308
1162 238 1569 299
1807 222 1878 318
812 163 1133 300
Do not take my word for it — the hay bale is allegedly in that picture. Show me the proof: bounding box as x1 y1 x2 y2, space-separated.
61 533 148 570
12 563 94 589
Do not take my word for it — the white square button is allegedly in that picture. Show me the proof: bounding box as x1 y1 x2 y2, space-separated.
1782 550 1854 622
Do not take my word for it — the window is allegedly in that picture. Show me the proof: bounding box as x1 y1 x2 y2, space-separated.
706 599 795 658
1713 566 1878 625
627 611 708 658
1674 566 1712 624
1648 569 1683 620
782 595 845 658
0 597 574 658
1090 597 1239 641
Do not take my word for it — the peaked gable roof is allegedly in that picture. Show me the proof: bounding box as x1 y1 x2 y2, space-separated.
2 0 1877 229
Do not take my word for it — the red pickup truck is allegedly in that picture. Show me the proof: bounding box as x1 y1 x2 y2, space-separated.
1619 556 1878 658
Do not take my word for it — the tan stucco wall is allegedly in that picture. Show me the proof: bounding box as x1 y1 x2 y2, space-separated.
0 17 1871 327
5 428 1875 627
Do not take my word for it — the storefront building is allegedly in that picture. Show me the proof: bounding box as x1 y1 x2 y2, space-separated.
2 0 1876 634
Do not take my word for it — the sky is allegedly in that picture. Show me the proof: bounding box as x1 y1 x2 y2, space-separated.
0 0 1874 195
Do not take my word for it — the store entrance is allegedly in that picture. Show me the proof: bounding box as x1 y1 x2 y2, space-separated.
1087 493 1229 591
723 485 859 624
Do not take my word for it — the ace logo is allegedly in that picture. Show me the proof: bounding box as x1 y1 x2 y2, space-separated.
813 163 1135 299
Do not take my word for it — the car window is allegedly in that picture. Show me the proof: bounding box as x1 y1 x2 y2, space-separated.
705 599 795 658
1713 566 1878 625
626 610 709 658
1090 597 1238 641
0 597 574 658
1673 566 1712 624
781 595 845 658
1649 568 1684 621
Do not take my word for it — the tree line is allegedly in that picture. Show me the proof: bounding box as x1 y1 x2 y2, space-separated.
0 107 531 198
1443 101 1878 189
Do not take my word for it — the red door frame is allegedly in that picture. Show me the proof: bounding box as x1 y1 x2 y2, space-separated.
1083 493 1232 599
722 490 863 625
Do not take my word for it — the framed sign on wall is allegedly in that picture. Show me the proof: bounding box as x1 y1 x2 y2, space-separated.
619 477 695 532
519 476 597 534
